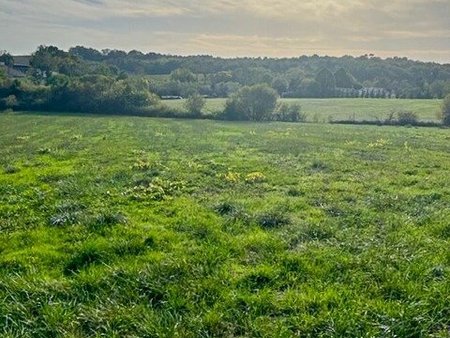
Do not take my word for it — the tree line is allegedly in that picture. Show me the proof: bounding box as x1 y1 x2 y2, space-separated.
1 46 450 124
67 46 450 99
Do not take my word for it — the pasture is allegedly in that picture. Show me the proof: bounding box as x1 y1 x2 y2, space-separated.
164 98 442 122
0 112 449 337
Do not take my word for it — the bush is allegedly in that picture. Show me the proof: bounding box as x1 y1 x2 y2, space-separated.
442 94 450 126
4 95 17 109
223 84 278 121
273 103 306 122
184 94 206 117
397 111 418 125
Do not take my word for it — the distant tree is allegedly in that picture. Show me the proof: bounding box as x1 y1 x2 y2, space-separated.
334 68 361 89
315 68 336 97
128 50 145 58
210 71 233 84
105 50 127 59
223 84 278 121
211 81 240 97
0 51 14 67
170 68 196 83
185 94 206 117
300 78 321 97
271 77 289 95
31 45 71 74
285 68 305 93
442 94 450 126
69 46 104 61
233 67 273 86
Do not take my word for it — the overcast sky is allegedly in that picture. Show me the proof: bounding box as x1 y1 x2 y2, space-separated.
1 0 449 63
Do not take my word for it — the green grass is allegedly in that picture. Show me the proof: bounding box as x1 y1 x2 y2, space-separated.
1 112 450 337
164 98 443 122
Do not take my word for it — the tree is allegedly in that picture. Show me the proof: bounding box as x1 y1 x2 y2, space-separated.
299 78 321 97
185 94 205 117
272 77 289 95
210 71 233 84
223 84 278 121
170 68 196 83
334 68 360 89
442 94 450 126
0 51 14 67
69 46 104 62
315 68 336 97
31 45 71 74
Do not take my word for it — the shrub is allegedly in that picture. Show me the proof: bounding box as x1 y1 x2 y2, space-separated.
223 84 278 121
184 94 206 117
5 95 18 110
397 111 418 125
273 103 306 122
442 94 450 126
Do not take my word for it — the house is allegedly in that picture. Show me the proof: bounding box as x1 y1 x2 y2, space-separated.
11 55 31 77
2 55 32 78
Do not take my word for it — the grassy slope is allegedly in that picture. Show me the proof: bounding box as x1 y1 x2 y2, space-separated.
164 98 443 122
0 113 449 337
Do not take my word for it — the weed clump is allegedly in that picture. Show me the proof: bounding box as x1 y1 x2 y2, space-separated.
310 160 328 172
113 238 147 256
3 165 19 174
64 245 106 274
245 172 266 184
89 212 128 232
125 178 186 201
256 209 290 229
144 236 156 248
93 212 127 227
37 147 52 155
214 201 239 216
286 187 303 197
214 201 251 225
131 159 152 171
239 267 276 291
50 201 86 226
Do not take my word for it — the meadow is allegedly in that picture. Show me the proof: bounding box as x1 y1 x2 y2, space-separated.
164 98 442 122
0 112 449 337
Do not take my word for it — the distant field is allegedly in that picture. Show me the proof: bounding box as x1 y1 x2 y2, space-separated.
1 113 449 336
164 98 443 122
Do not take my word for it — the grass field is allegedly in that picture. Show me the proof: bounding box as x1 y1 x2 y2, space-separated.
164 98 443 122
1 112 450 337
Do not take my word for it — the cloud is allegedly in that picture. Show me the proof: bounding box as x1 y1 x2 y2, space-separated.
0 0 449 63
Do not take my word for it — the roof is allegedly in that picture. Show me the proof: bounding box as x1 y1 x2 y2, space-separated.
13 55 31 67
7 67 27 78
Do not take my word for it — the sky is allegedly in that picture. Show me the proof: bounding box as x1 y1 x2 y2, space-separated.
1 0 449 63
